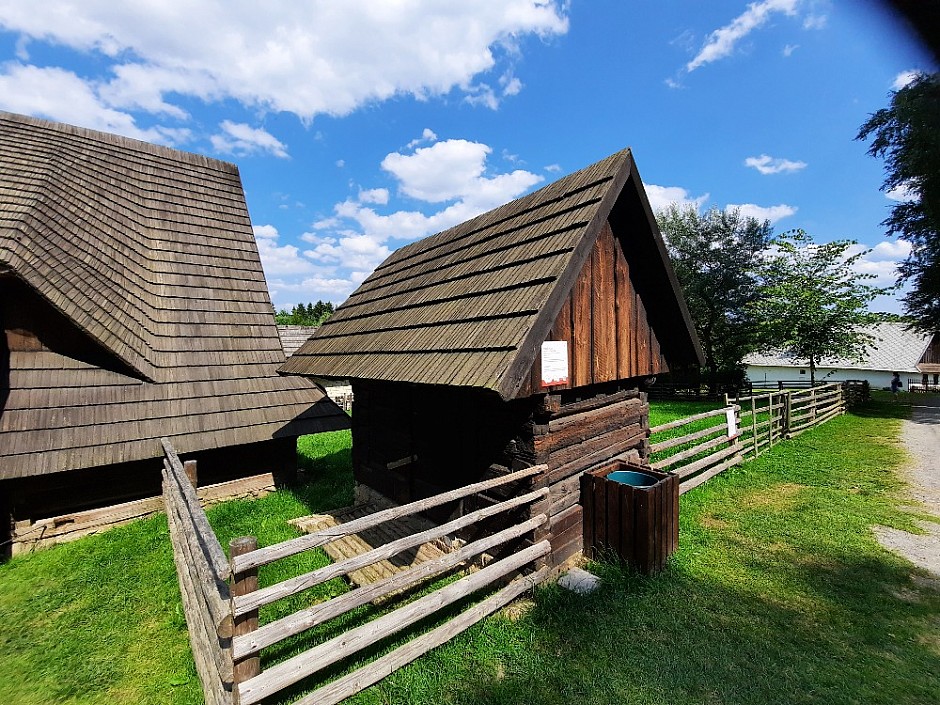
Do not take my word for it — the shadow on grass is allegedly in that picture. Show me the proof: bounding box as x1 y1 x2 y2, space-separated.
410 549 940 705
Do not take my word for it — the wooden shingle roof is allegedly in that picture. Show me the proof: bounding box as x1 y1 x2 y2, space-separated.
0 112 349 479
281 149 702 399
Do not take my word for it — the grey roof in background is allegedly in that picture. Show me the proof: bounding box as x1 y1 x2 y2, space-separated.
743 322 933 373
277 325 319 358
0 112 349 479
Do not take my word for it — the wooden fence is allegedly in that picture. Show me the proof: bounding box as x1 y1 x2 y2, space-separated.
161 438 548 705
649 382 847 493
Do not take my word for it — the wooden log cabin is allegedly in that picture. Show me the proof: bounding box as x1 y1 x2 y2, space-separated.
0 112 350 553
281 149 703 569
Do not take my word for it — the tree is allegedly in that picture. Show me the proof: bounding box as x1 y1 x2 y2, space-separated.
657 205 773 392
273 300 335 326
748 230 892 385
857 71 940 331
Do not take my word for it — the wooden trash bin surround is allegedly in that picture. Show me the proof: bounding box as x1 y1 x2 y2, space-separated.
581 461 679 574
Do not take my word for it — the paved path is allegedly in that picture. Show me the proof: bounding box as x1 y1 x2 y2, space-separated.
874 395 940 577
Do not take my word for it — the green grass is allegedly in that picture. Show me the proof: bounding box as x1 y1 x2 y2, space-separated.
2 406 938 704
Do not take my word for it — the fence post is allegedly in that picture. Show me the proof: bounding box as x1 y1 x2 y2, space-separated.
231 536 260 687
184 459 198 488
783 393 792 439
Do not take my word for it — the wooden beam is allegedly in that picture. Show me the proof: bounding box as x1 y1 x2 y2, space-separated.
291 567 549 705
233 514 548 659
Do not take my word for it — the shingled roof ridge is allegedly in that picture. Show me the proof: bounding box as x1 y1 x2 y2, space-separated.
0 111 238 173
370 149 631 276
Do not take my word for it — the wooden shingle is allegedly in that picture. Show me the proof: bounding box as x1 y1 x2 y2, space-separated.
0 112 350 479
281 149 703 399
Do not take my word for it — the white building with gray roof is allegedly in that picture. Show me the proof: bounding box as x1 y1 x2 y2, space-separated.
743 322 938 391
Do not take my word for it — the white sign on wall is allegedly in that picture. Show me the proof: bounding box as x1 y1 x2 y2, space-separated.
541 340 569 388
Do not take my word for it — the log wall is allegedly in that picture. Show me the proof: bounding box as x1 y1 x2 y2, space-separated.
351 381 649 569
526 387 649 567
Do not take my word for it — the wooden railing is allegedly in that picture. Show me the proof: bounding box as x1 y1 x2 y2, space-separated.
161 438 548 705
649 408 743 494
161 439 234 705
649 382 847 493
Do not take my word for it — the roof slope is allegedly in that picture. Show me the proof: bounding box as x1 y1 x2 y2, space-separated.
743 322 933 373
281 149 702 399
0 112 349 479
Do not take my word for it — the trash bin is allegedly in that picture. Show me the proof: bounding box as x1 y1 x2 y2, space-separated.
580 460 678 574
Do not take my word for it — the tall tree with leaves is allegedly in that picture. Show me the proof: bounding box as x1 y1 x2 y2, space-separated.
857 71 940 331
657 205 772 392
749 230 892 385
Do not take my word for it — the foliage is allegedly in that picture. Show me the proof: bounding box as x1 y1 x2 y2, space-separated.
749 230 892 384
275 300 335 326
857 71 940 331
657 205 772 391
3 402 939 704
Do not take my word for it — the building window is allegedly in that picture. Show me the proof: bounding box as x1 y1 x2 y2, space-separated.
799 369 806 375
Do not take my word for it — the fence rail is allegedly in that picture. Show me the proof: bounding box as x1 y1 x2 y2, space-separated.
161 438 547 705
649 382 848 494
161 439 234 705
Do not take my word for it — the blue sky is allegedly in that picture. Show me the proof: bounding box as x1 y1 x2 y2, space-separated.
0 1 934 313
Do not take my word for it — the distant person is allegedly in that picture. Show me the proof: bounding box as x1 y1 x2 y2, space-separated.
891 372 902 400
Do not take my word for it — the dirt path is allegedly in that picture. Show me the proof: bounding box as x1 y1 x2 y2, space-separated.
874 394 940 577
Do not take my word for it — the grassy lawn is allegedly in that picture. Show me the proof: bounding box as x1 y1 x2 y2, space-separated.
2 401 938 704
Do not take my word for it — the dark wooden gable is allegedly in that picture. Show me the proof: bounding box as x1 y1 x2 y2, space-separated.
282 149 702 399
517 220 667 397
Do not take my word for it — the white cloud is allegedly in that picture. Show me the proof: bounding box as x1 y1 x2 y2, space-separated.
886 182 918 202
381 138 543 206
892 70 919 90
406 128 438 149
845 241 909 288
252 224 316 277
744 154 807 175
0 1 568 122
210 120 289 158
865 240 912 262
545 163 562 173
726 202 797 224
304 233 392 272
782 43 799 57
802 13 827 30
645 184 710 213
358 188 389 205
0 62 189 144
686 0 800 72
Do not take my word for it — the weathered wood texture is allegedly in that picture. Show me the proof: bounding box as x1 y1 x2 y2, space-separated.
519 223 669 397
10 472 275 556
161 444 234 705
0 112 350 485
724 383 845 453
162 435 550 705
581 462 678 574
351 381 651 569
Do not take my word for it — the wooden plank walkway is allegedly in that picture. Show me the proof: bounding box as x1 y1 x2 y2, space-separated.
289 487 453 588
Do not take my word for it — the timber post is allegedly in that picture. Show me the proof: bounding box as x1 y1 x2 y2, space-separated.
231 536 260 689
782 393 792 439
184 459 198 488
